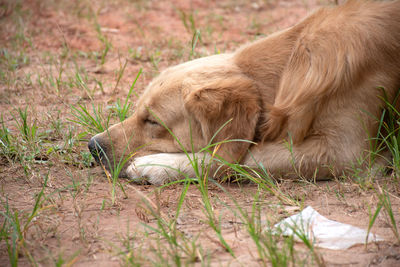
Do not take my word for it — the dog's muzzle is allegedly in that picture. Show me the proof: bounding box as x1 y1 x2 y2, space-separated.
88 136 106 165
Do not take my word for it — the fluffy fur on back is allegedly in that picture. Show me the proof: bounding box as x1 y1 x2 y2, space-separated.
89 0 400 185
262 0 400 144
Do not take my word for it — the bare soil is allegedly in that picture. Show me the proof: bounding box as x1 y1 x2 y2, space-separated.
0 0 399 266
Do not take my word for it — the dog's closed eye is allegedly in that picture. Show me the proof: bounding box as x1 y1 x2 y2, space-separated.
144 118 159 126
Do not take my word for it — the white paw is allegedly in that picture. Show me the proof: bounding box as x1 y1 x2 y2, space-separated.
125 153 196 185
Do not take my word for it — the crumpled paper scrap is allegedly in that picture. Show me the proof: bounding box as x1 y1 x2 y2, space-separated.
274 206 384 250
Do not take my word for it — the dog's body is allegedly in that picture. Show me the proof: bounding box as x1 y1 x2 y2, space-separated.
89 0 400 185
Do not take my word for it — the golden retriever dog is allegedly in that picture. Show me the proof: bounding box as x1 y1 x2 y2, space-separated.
88 0 400 185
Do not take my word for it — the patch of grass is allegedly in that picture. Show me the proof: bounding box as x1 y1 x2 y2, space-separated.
0 48 30 72
97 139 131 205
345 87 400 190
109 182 214 265
47 124 79 161
215 183 323 266
4 107 44 166
128 47 143 61
0 173 50 266
94 19 112 65
0 48 30 92
189 29 202 60
177 8 208 60
14 107 39 148
52 250 80 267
288 221 325 266
0 114 18 162
74 67 94 100
177 8 199 36
112 226 144 265
149 49 162 71
113 58 128 93
367 185 400 245
70 69 142 136
376 88 400 178
197 177 236 257
109 68 142 122
70 103 112 135
138 185 204 265
53 51 69 96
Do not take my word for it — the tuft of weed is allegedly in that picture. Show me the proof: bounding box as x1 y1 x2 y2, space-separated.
0 48 30 72
94 20 112 66
14 107 39 147
70 103 112 135
177 8 202 42
70 69 142 136
367 185 399 245
139 185 203 265
8 107 44 164
0 114 18 162
376 88 400 178
74 68 94 100
109 69 142 122
0 173 50 266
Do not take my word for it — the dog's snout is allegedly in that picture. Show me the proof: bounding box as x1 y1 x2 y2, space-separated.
88 137 106 164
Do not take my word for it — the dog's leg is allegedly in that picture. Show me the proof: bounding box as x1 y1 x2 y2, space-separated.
125 153 211 185
243 137 359 180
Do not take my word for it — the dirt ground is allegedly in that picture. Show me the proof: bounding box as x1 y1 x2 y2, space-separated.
0 0 399 266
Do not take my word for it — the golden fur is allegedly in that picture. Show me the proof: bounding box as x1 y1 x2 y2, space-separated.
89 0 400 185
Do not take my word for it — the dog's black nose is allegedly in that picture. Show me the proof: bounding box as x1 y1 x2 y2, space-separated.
88 137 105 164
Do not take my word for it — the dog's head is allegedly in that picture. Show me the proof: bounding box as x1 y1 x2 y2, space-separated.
88 54 261 176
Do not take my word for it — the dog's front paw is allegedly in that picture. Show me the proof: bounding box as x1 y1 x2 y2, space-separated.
125 153 188 185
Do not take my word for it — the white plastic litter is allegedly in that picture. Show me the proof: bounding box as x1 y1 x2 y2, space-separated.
274 206 384 250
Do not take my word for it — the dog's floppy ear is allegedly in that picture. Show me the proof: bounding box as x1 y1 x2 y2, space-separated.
183 74 260 162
